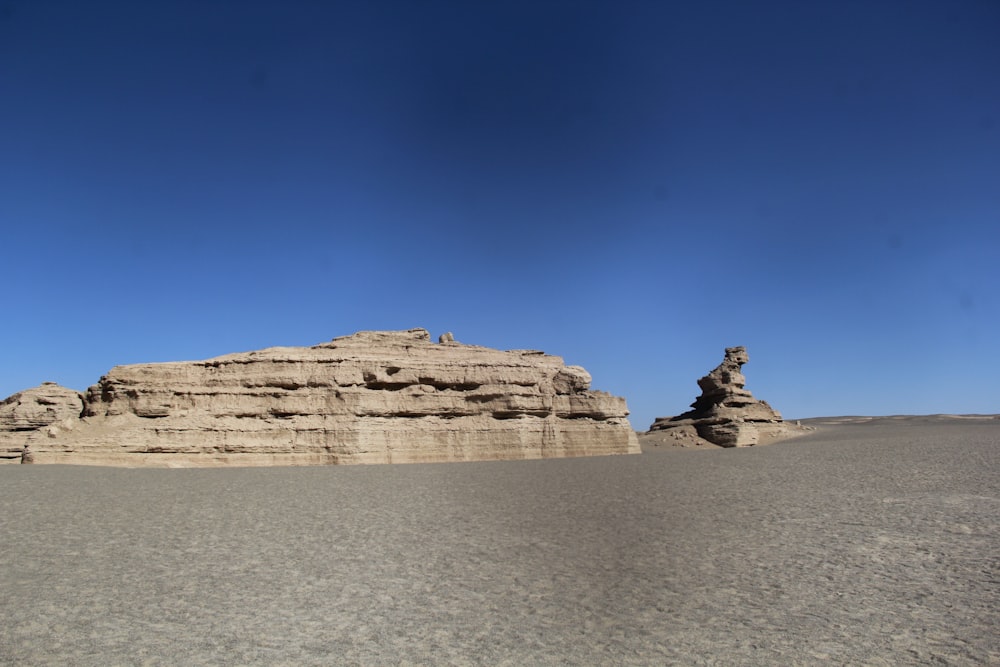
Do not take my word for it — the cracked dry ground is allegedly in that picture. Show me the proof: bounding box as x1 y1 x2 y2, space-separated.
2 419 998 665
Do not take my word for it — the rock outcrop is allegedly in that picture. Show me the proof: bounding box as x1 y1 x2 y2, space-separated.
0 382 84 432
0 328 639 466
645 346 800 447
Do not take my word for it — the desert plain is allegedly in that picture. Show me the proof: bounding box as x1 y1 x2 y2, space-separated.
1 415 998 665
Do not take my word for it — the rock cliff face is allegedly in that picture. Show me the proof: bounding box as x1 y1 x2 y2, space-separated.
1 328 639 466
646 346 796 447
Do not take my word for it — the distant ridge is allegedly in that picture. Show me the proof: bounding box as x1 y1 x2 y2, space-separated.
797 414 1000 425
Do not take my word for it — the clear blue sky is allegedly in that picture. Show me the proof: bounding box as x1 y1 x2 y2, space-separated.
2 1 998 427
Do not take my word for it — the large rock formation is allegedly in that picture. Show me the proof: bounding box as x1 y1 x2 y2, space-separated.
0 328 639 466
645 346 800 447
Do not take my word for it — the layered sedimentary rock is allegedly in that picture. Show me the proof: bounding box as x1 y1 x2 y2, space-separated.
0 382 84 432
0 382 85 462
646 346 797 447
0 328 639 466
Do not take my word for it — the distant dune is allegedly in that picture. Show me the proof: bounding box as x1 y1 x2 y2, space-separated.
798 414 1000 425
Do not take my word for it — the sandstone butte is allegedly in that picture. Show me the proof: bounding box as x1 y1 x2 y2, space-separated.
0 328 640 467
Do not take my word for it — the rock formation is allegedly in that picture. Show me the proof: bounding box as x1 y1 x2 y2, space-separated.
0 328 639 466
0 382 84 432
645 346 798 447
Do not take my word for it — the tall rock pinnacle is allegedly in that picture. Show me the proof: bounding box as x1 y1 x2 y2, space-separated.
648 346 796 447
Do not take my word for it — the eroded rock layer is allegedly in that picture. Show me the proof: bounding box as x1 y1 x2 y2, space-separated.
0 382 84 432
646 346 801 447
1 328 639 466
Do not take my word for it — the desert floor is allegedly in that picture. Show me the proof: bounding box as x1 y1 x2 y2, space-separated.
2 417 998 666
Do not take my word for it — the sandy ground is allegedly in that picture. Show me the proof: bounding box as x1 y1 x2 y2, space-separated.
1 417 998 666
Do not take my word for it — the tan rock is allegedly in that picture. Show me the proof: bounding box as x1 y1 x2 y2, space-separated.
646 346 804 447
1 328 639 466
0 382 84 461
0 382 83 431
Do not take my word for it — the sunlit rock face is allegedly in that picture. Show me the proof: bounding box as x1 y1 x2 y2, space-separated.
1 328 639 466
0 382 84 432
648 346 791 447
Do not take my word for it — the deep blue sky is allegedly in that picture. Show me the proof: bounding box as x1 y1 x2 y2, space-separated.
2 1 998 427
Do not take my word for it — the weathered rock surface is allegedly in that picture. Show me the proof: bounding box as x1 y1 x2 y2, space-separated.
1 328 639 466
0 382 84 432
644 346 804 447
